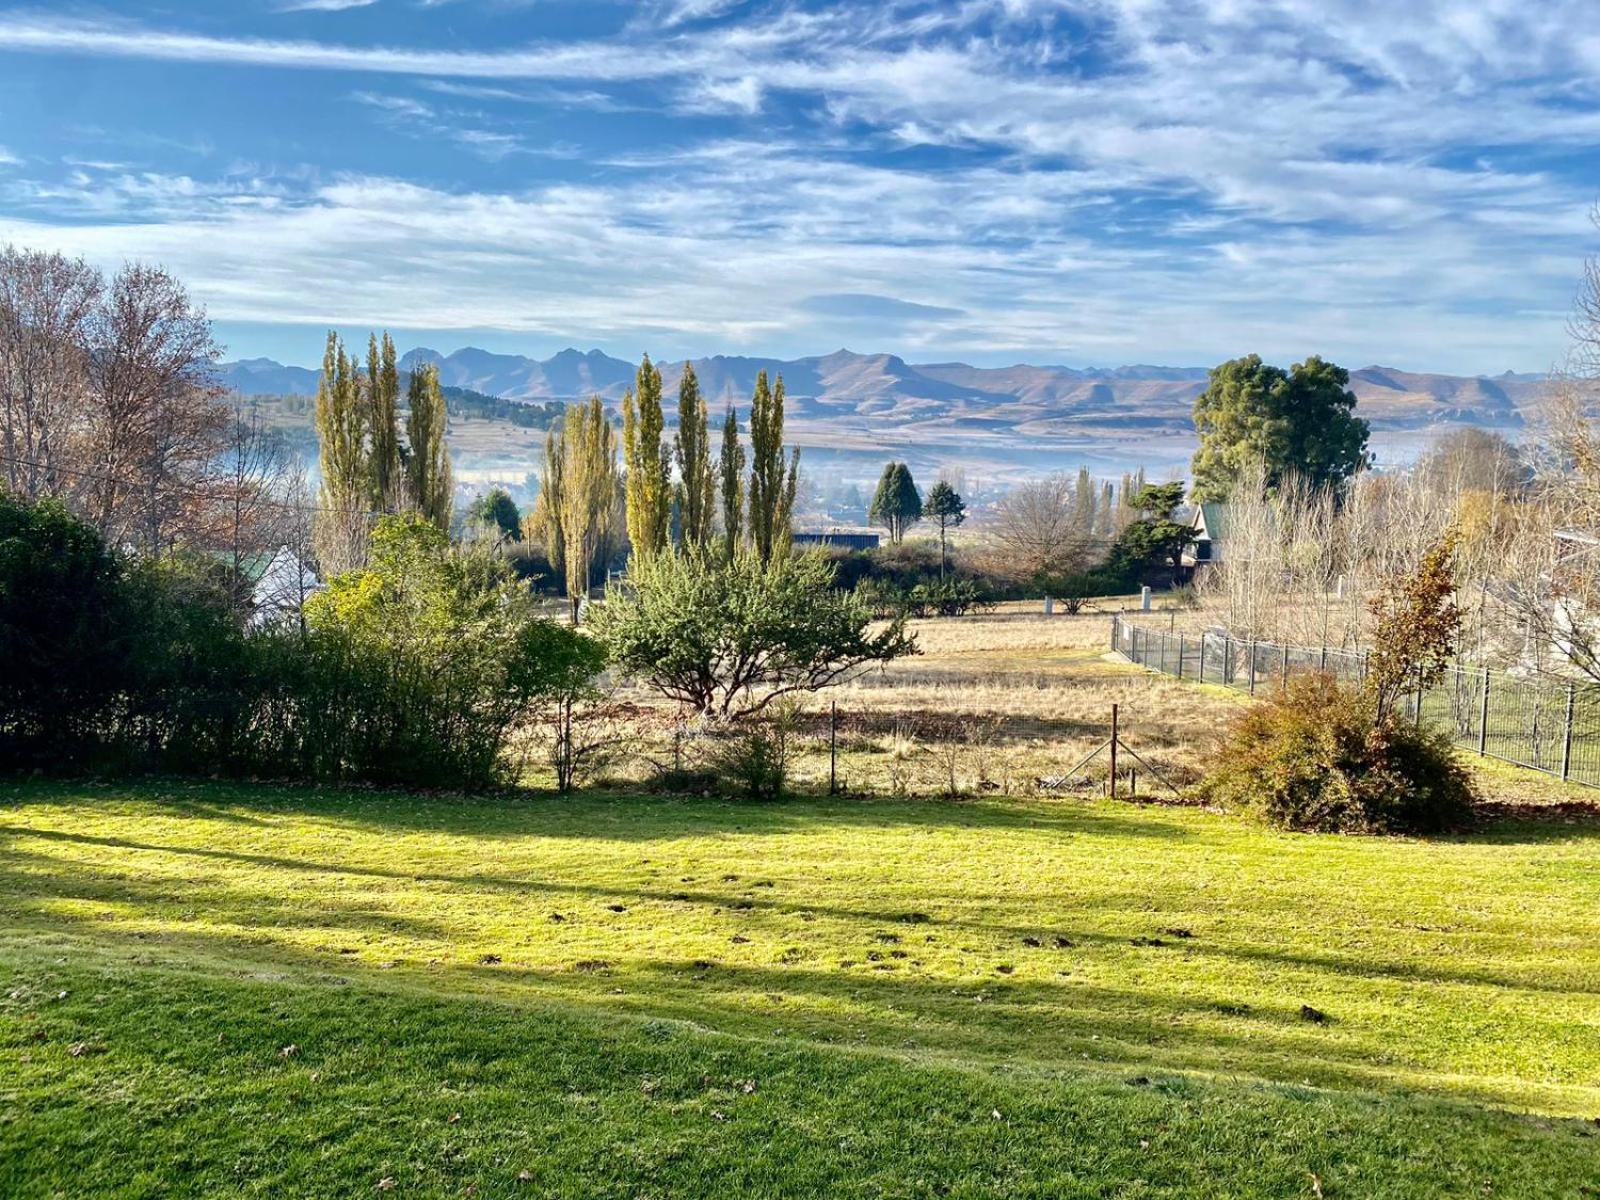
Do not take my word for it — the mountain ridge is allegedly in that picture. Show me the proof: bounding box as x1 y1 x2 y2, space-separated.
219 346 1549 435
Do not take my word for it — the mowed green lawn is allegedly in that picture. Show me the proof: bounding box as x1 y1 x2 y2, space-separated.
2 780 1598 1198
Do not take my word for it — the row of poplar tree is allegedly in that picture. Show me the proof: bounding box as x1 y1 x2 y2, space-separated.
313 331 454 571
529 355 801 620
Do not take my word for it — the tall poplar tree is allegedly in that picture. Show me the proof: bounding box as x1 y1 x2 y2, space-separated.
674 362 715 549
719 404 745 561
746 371 799 565
532 424 567 583
622 353 671 560
313 331 368 572
557 395 618 623
367 332 401 511
405 363 453 530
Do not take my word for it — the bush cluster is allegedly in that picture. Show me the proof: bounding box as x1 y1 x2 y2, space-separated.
856 577 995 619
1199 674 1476 834
0 495 600 790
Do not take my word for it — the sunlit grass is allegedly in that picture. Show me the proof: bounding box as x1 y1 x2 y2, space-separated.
3 779 1599 1196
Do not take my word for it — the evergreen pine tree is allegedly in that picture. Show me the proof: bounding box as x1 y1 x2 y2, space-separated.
869 462 922 545
923 479 966 575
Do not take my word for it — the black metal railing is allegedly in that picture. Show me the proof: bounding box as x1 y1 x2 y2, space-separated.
1110 614 1600 788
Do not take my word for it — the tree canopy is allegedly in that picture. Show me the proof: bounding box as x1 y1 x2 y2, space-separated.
467 488 522 541
869 462 922 544
590 548 915 720
1191 355 1369 502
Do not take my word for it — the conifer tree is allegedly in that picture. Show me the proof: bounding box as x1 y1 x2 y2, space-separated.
405 363 453 530
366 332 402 511
747 371 799 564
719 404 745 560
869 462 922 545
622 354 671 560
674 362 715 548
923 478 965 574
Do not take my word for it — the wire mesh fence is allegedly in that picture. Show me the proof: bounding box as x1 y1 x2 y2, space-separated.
1110 614 1600 789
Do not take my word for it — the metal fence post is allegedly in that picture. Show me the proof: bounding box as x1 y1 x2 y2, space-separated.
1562 682 1577 781
1222 633 1232 686
1281 643 1290 689
1248 638 1257 695
1198 635 1207 683
1415 668 1425 727
1478 668 1490 755
1177 634 1185 679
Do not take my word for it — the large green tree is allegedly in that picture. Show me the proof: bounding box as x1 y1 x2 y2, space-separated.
405 363 453 531
590 548 915 720
869 462 922 545
746 370 799 565
622 354 671 560
674 362 715 548
468 487 522 541
1103 481 1192 588
923 479 966 575
1190 355 1369 502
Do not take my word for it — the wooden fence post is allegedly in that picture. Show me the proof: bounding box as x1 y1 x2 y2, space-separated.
829 701 839 794
1109 703 1119 799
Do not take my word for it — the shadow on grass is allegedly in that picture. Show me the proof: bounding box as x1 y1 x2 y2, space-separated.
4 813 1597 998
0 776 1202 841
4 896 1594 1118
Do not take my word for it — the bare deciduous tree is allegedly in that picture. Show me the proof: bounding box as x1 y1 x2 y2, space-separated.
0 246 100 500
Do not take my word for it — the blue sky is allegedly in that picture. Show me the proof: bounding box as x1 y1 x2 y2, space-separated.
0 1 1596 372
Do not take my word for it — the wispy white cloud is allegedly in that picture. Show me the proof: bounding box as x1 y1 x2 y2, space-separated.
1 2 1595 370
277 0 380 11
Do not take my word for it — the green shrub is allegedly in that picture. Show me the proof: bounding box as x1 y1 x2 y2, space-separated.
0 494 141 766
591 548 914 720
1199 674 1476 834
708 706 797 800
0 498 602 790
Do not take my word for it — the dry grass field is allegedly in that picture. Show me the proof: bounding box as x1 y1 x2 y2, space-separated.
592 605 1597 814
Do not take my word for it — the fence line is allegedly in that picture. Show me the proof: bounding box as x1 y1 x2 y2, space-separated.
1110 615 1600 790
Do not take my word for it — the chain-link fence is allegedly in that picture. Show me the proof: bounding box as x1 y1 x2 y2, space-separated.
1111 615 1600 788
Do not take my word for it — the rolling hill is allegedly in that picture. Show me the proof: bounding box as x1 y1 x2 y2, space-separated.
217 347 1549 481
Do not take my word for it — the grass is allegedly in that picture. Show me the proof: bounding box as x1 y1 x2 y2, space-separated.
3 779 1599 1197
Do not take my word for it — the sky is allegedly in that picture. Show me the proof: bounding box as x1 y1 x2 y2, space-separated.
0 1 1597 373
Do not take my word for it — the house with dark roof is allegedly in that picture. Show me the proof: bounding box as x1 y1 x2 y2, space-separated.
1179 503 1228 575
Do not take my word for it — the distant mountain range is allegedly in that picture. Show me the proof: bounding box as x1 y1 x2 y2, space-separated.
218 346 1547 436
